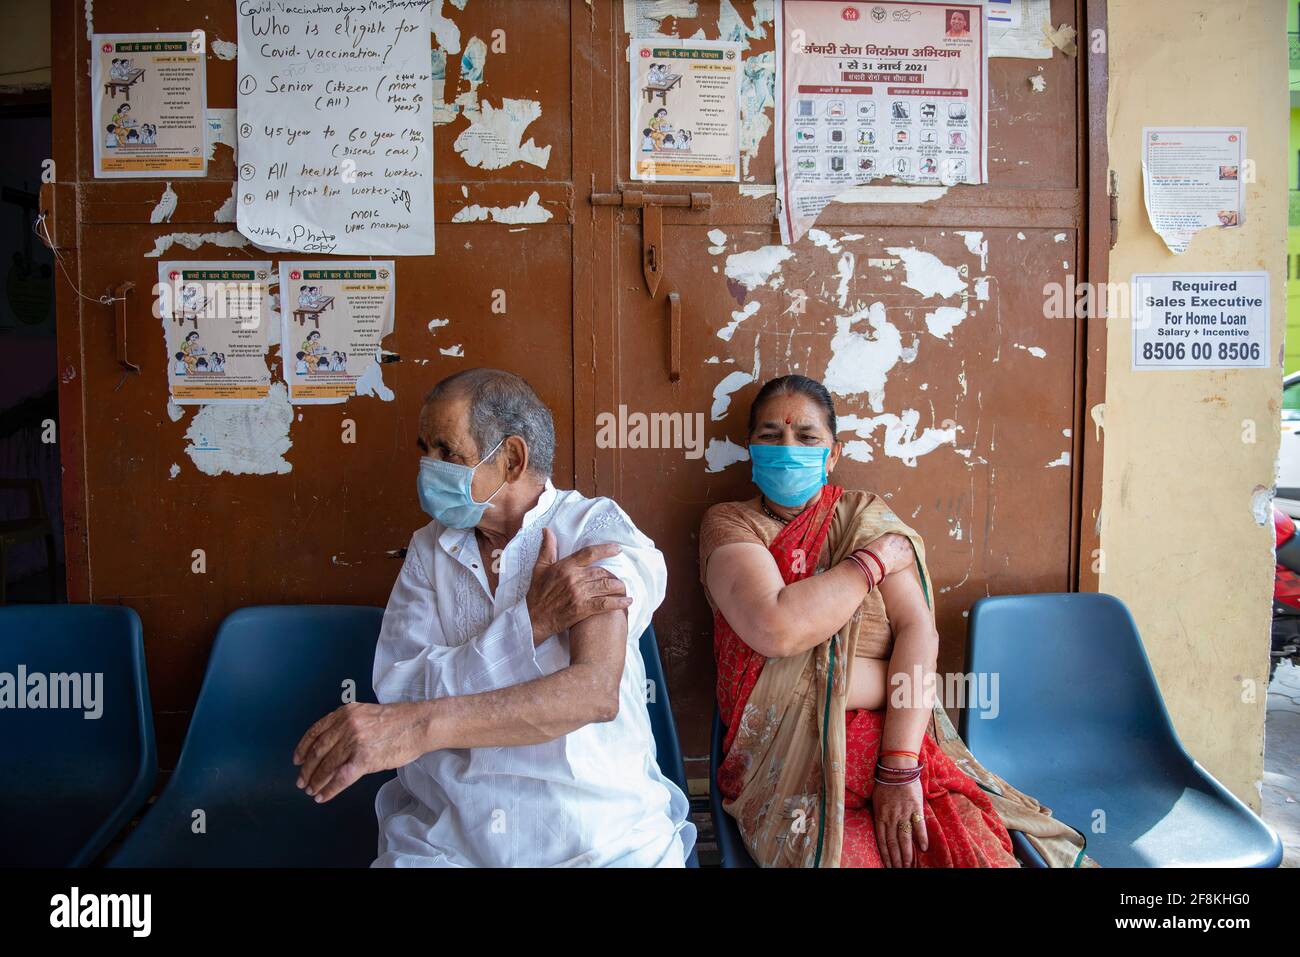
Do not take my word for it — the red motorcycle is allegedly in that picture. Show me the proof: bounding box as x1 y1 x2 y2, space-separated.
1272 507 1300 681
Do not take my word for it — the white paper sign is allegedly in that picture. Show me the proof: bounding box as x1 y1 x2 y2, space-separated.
236 1 435 255
1142 127 1246 256
1131 272 1269 370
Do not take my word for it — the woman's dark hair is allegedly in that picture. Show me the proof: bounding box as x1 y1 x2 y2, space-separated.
747 374 837 437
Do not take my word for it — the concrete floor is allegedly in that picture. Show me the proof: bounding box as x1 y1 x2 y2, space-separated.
1264 660 1300 867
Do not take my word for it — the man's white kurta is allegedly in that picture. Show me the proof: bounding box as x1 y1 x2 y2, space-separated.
371 481 696 867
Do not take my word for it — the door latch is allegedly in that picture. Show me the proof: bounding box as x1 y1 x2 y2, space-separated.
589 190 711 299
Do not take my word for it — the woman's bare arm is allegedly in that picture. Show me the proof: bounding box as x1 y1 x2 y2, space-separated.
706 541 872 658
878 564 939 757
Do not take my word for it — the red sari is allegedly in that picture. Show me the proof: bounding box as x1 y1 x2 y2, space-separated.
712 486 1017 868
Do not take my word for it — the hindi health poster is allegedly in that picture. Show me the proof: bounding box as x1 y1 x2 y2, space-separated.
775 0 989 245
91 33 208 178
158 261 275 404
280 261 396 404
1141 127 1247 255
630 38 742 182
236 2 435 255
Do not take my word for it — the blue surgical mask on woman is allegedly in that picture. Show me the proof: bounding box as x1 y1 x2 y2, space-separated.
417 439 506 529
749 443 830 507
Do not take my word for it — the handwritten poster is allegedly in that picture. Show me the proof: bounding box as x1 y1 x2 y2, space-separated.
280 261 395 404
236 2 435 255
91 33 208 178
1142 127 1247 255
630 39 741 182
775 0 989 245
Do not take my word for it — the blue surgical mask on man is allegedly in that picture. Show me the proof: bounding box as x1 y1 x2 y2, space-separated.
749 443 830 507
417 439 507 529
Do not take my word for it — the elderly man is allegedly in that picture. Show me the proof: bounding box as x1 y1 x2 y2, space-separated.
293 368 696 867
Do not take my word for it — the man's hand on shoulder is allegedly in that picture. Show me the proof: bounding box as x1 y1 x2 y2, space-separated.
525 527 632 645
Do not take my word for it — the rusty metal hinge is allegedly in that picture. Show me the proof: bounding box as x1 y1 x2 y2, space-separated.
589 190 711 298
1108 169 1119 251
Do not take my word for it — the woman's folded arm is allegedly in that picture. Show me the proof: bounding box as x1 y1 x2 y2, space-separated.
705 541 871 657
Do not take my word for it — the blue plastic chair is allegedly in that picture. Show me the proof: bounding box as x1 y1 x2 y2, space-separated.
961 593 1283 868
710 709 757 867
0 604 156 867
109 605 391 867
638 624 699 868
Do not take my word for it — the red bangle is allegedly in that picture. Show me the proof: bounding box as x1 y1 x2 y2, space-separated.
860 548 887 582
845 552 876 591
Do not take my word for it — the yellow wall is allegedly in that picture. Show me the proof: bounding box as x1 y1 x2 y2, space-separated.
1100 0 1286 809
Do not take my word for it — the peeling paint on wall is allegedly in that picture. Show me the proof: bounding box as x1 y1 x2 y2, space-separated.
839 410 958 466
839 184 949 205
705 436 749 473
954 230 988 270
211 39 237 60
711 370 755 420
432 0 463 55
354 357 396 401
823 302 901 411
214 183 237 223
738 51 775 178
206 108 237 161
184 382 293 476
440 344 465 357
452 191 552 224
884 246 967 299
150 182 178 224
1252 485 1272 526
1047 451 1070 468
145 231 252 258
925 305 966 339
454 99 552 171
724 245 792 290
718 300 760 341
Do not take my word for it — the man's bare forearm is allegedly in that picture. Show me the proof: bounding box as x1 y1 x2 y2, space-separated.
414 662 613 750
417 610 627 752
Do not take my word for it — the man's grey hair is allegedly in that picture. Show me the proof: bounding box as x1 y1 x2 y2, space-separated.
424 368 556 478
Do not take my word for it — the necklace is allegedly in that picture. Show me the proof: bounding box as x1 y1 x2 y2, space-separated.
760 497 791 524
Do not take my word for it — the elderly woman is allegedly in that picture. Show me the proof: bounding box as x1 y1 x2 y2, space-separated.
701 375 1091 868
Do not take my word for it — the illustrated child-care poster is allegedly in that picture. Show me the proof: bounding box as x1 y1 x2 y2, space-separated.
630 38 741 182
774 0 989 245
92 33 208 178
157 262 275 404
279 261 396 404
